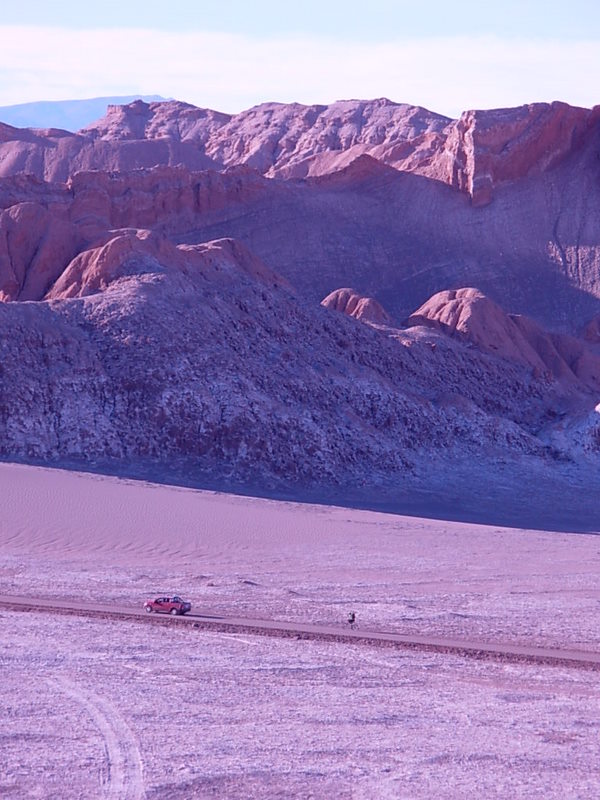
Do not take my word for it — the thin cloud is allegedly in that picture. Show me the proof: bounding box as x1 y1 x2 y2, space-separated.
0 26 599 116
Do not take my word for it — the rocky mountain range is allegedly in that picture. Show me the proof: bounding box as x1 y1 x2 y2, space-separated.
0 97 599 523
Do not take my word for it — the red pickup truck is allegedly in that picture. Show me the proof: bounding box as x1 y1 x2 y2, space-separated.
143 596 192 616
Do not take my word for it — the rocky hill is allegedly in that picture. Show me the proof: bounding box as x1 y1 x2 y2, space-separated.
0 97 599 519
0 228 592 474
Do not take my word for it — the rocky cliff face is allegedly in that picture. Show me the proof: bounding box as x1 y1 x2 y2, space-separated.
437 102 598 206
0 201 82 301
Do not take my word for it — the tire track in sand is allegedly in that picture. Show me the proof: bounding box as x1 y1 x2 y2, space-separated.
47 677 144 800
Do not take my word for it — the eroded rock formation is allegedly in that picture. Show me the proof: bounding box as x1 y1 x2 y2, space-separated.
408 288 600 391
321 287 393 325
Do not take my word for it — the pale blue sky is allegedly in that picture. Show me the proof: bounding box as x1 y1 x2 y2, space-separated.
1 1 599 115
7 0 600 39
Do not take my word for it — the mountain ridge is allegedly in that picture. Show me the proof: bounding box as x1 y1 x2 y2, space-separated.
1 97 598 204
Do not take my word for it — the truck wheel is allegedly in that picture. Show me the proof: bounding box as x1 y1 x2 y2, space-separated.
170 608 179 616
145 606 152 613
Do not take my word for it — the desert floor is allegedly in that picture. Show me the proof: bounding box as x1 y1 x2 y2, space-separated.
1 462 600 798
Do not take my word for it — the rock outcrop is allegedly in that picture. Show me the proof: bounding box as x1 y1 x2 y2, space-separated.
67 164 273 236
46 229 181 300
46 229 288 301
435 102 597 206
81 99 231 144
321 287 392 325
408 288 600 391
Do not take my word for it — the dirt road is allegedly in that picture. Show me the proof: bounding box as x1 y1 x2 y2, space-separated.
2 594 599 669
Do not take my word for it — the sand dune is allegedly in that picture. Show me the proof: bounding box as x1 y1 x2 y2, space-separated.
3 462 600 797
2 461 599 648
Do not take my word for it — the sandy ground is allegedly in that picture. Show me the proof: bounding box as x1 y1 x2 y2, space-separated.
2 462 600 798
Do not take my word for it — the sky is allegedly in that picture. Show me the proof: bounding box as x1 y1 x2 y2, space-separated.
1 0 599 116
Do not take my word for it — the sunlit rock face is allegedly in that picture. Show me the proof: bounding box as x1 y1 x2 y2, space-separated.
321 288 393 325
0 201 81 301
407 288 600 392
435 102 597 206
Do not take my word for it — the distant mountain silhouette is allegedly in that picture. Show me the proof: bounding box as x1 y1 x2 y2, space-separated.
0 95 166 131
